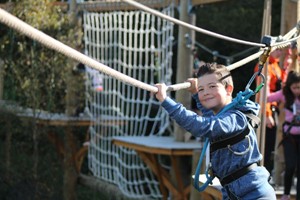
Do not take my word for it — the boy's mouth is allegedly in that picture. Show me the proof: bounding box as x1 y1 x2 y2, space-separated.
203 97 214 102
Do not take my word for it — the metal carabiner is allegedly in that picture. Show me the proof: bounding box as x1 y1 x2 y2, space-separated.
254 73 265 94
245 71 258 91
244 46 270 91
245 65 266 93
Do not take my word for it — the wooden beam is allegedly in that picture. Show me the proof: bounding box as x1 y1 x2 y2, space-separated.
77 0 174 12
76 0 228 12
192 0 227 6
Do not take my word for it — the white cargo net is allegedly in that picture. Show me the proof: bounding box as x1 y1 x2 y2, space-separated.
83 4 174 199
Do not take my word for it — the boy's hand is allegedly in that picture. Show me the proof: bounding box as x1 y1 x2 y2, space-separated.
155 83 168 102
186 78 198 94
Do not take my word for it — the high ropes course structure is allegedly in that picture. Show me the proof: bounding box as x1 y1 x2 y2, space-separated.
0 0 300 199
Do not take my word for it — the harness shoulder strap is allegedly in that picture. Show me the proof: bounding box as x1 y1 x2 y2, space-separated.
243 111 260 129
210 126 249 153
278 119 297 148
210 111 260 154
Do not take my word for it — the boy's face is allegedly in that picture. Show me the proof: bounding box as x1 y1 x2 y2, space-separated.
197 73 232 114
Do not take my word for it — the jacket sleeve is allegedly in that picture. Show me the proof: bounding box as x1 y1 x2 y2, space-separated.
267 90 284 103
161 97 247 139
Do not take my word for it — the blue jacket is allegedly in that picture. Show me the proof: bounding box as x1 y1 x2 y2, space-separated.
161 95 275 199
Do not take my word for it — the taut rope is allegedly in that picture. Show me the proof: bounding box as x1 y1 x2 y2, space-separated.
0 8 159 92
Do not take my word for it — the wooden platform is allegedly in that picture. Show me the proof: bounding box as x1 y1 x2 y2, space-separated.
113 136 202 200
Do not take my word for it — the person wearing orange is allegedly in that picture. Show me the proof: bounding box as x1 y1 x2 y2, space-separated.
255 49 285 177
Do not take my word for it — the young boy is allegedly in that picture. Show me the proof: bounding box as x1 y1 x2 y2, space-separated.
155 63 276 200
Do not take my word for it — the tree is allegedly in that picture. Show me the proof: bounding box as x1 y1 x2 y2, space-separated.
0 1 85 199
0 0 84 113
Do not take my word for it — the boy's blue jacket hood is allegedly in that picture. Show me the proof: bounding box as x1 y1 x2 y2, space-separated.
234 99 260 116
226 89 260 116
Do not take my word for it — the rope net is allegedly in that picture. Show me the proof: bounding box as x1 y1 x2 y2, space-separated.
83 2 175 198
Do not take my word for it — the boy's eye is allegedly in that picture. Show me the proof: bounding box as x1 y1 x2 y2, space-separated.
198 88 203 92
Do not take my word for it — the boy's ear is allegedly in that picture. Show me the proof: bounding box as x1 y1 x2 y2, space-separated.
226 84 234 95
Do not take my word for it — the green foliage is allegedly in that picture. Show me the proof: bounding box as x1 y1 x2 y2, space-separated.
0 1 94 199
0 0 84 113
195 0 281 60
0 111 104 199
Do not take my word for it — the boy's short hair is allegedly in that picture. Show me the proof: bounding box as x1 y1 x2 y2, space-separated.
196 63 233 88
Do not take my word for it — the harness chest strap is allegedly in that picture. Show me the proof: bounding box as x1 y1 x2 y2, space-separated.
210 112 260 153
209 112 260 185
210 127 259 186
210 125 250 154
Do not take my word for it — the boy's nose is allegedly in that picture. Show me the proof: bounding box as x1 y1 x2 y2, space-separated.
203 88 209 94
203 89 209 95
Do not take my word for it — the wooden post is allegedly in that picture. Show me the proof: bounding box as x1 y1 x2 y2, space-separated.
4 113 12 181
256 0 272 168
172 1 197 199
63 0 79 199
190 150 204 200
174 0 194 142
0 59 3 100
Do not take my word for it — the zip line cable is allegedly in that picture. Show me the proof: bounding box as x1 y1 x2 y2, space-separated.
194 41 259 64
122 0 266 47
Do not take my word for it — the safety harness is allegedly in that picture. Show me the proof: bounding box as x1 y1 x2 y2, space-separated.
193 45 271 192
210 113 261 186
278 107 300 147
